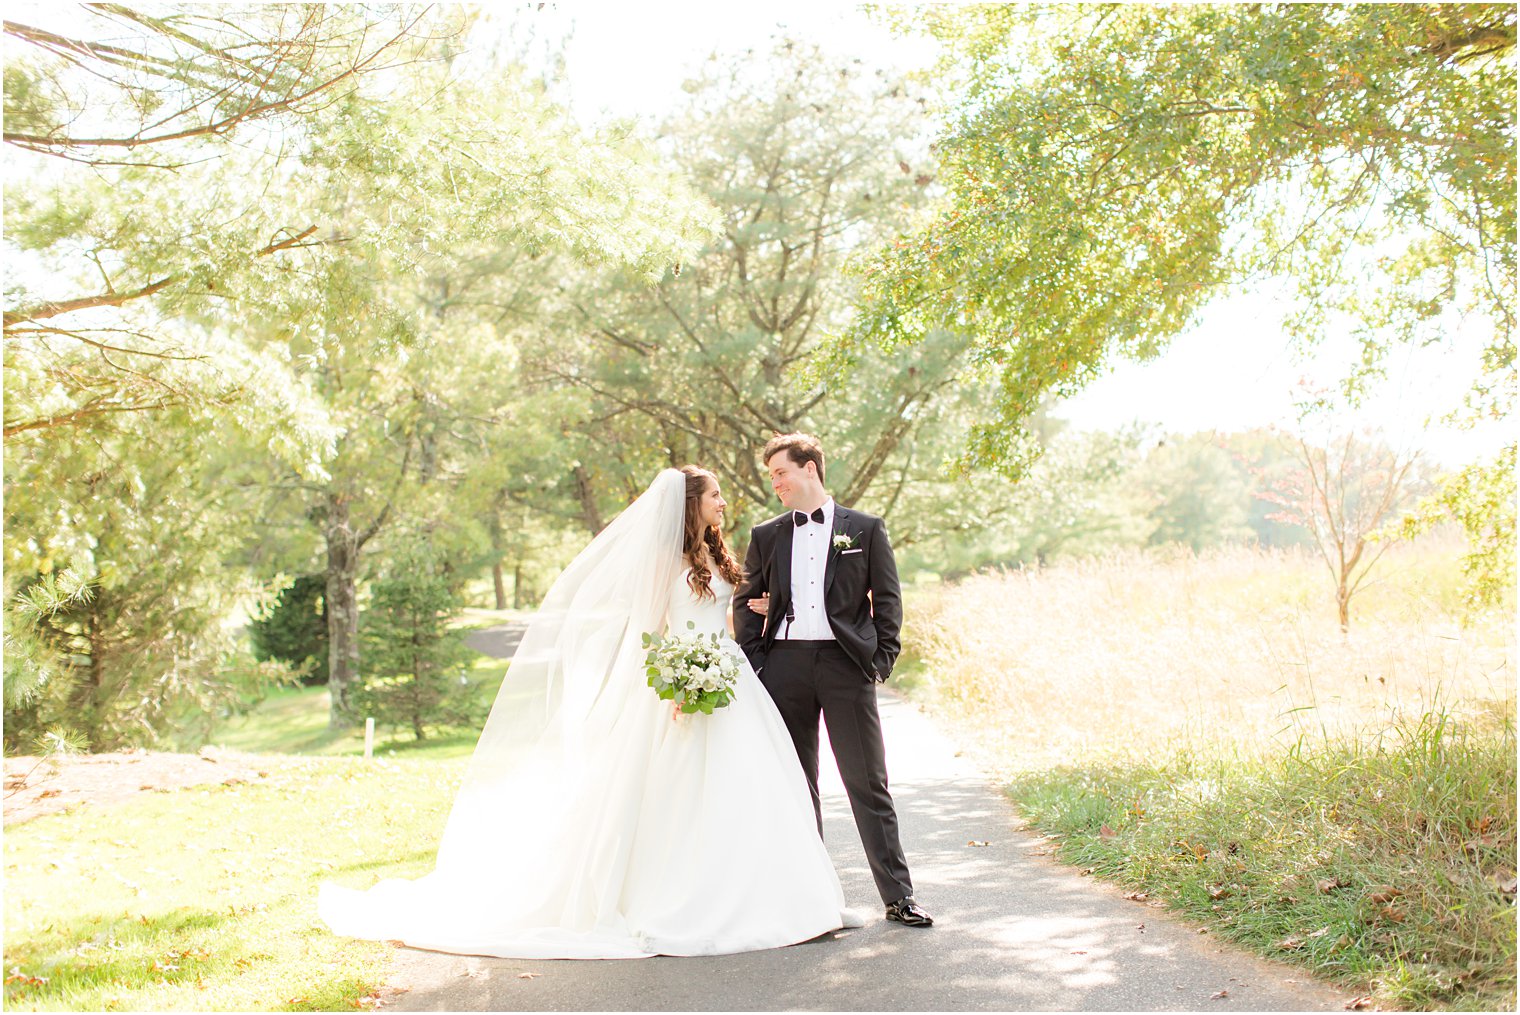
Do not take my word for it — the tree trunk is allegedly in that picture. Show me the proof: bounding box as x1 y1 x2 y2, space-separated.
573 463 606 535
492 560 507 611
1336 582 1351 634
324 492 362 730
513 560 524 610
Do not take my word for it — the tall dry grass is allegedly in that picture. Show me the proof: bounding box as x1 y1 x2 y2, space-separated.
904 537 1515 773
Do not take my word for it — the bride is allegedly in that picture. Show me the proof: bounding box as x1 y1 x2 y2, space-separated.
318 466 854 958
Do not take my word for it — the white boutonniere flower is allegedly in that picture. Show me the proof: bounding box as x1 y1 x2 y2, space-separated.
832 532 858 551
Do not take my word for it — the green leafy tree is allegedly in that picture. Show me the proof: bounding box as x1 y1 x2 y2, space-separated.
547 40 966 523
1139 434 1257 550
857 4 1514 490
353 548 478 742
248 574 329 686
3 416 291 750
228 62 714 729
5 9 716 738
3 4 457 450
1398 443 1517 612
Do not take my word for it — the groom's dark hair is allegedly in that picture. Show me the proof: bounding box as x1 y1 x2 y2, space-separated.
762 432 825 484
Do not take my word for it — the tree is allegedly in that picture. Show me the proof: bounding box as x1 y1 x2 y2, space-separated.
2 413 291 750
1138 434 1257 550
856 4 1515 479
353 548 478 742
1257 430 1425 632
544 40 967 523
1398 442 1517 613
228 60 714 729
3 4 461 448
248 574 328 686
5 10 716 736
3 4 453 166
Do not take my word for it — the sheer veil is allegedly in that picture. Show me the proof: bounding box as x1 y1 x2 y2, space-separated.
319 469 687 939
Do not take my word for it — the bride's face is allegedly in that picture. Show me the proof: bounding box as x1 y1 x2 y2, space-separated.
698 481 726 531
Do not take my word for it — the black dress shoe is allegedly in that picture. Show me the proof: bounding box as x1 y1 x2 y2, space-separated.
885 895 933 927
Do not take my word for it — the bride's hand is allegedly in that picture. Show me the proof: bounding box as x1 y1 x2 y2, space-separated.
747 594 770 616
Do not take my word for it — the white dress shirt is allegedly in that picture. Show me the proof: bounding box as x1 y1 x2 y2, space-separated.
780 498 836 641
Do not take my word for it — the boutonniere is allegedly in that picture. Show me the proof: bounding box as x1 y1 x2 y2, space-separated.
832 532 858 551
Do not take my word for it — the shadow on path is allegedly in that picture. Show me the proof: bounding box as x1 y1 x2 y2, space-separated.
377 691 1346 1011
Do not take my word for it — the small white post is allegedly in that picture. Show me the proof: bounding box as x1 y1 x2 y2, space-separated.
364 717 375 760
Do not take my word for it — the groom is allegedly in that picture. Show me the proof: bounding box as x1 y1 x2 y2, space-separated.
734 433 932 928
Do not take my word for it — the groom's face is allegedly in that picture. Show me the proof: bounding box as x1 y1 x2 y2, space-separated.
766 453 819 509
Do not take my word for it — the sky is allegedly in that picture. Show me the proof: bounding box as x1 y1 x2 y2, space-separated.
512 0 1510 469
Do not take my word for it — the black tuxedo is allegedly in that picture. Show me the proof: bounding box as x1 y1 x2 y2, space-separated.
733 503 913 905
733 504 903 682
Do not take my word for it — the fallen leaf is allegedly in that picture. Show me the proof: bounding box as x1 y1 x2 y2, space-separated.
1207 885 1231 900
1366 886 1403 904
1491 871 1516 895
1123 891 1149 901
37 789 62 800
1079 866 1097 876
1211 989 1229 999
1378 905 1405 923
1317 878 1340 894
1099 824 1116 839
1277 935 1305 951
1136 922 1146 933
1307 927 1331 939
967 840 990 847
1343 996 1374 1010
1462 835 1499 855
517 972 540 980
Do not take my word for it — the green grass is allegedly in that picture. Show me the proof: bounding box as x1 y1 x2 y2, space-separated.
899 540 1516 1010
1002 706 1516 1009
3 755 466 1011
4 636 522 1011
212 654 508 761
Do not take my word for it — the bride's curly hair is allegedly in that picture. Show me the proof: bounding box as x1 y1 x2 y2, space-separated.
681 466 743 600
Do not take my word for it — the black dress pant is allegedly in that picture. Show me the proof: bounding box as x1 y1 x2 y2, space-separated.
760 640 913 905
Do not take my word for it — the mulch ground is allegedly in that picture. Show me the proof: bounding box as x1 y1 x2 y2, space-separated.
2 747 305 826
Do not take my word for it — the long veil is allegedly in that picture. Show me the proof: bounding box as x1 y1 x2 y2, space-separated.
319 469 687 948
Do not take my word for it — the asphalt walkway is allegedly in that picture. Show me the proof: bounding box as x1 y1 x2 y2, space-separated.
379 625 1345 1011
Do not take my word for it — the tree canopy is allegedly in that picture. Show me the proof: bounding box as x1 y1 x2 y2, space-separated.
857 3 1515 475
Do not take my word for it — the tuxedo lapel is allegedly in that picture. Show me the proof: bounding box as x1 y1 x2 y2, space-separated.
773 515 794 632
824 506 851 593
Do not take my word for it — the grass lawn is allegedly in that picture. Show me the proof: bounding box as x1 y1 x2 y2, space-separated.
3 755 464 1011
211 654 509 761
900 539 1517 1010
4 645 519 1011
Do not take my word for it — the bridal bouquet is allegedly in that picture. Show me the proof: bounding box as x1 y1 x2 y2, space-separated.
642 622 739 715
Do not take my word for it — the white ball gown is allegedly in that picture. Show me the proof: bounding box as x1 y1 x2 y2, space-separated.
318 470 851 958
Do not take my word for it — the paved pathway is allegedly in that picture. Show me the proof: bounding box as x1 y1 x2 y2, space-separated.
378 628 1346 1011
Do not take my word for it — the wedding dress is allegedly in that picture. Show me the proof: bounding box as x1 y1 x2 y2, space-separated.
318 470 850 958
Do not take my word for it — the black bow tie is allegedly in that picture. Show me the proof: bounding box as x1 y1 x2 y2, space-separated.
793 508 826 527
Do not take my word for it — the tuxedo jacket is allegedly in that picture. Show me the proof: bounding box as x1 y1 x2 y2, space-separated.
734 504 903 683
